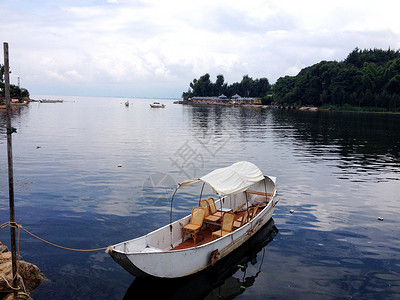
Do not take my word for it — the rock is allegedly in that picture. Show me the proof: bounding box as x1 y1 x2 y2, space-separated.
0 251 12 263
0 260 43 295
17 260 43 293
0 242 43 298
0 244 9 254
3 291 35 300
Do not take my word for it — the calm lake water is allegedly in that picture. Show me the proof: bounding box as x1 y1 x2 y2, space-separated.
0 96 399 299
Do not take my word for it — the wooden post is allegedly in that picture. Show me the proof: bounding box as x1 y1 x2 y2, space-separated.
3 42 19 292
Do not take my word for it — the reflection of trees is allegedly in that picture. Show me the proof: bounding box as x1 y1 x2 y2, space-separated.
0 112 6 137
187 105 271 139
270 110 400 177
185 105 399 179
0 108 25 140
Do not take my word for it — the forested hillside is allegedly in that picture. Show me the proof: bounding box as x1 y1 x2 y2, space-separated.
273 48 400 111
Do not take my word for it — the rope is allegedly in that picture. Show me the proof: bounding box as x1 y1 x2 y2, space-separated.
0 275 19 291
1 221 107 252
1 221 96 299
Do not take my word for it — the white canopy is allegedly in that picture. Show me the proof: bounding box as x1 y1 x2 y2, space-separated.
178 161 264 196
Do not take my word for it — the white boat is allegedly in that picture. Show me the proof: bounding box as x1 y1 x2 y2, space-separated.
107 161 278 278
149 101 165 108
123 219 278 298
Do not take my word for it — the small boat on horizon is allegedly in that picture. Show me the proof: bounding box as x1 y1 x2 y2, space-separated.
107 161 278 278
150 101 166 108
39 99 64 103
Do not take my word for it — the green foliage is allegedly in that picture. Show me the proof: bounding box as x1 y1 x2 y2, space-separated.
273 48 400 111
182 74 271 99
0 63 30 100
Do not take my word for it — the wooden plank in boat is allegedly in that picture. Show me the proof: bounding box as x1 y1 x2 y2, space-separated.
246 190 273 196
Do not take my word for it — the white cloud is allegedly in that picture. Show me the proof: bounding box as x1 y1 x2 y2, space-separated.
1 0 400 97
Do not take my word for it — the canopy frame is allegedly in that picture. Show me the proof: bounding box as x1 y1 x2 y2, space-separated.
169 161 265 233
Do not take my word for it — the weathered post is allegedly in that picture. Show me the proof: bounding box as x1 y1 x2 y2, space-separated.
3 42 19 292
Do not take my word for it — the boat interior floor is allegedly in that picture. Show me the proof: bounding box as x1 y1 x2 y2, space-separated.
171 206 262 251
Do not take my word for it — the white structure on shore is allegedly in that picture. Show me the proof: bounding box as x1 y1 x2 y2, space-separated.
189 94 260 105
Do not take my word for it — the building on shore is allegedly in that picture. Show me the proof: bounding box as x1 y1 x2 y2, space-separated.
189 94 260 105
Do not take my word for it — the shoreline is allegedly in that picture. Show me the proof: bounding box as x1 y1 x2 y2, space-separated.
175 101 399 113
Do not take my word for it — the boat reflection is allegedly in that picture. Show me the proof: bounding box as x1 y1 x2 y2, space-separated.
123 219 278 300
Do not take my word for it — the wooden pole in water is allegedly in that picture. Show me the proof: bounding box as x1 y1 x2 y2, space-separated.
3 42 19 292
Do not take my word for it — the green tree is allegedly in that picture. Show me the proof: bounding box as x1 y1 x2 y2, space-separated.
189 73 212 96
254 78 271 97
215 74 228 96
0 63 30 100
386 75 400 94
240 75 254 97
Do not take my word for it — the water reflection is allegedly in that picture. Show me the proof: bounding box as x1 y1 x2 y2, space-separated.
123 219 278 300
270 110 400 181
0 106 29 138
186 106 400 182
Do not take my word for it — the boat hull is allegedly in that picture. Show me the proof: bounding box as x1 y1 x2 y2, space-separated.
123 219 278 299
109 197 277 278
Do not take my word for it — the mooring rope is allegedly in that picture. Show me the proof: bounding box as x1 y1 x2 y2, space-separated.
1 221 108 297
0 274 19 291
1 221 107 252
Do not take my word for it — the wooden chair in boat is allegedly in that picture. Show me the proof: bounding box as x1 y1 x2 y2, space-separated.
206 197 224 219
248 205 259 220
200 199 221 223
182 207 206 244
212 212 235 240
233 210 249 229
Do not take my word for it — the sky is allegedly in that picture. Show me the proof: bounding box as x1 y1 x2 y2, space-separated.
1 0 400 98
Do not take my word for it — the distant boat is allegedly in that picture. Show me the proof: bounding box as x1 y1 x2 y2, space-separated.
150 101 165 108
107 161 278 278
39 99 63 103
125 101 130 107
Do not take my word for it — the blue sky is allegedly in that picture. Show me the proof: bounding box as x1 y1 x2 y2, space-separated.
1 0 399 98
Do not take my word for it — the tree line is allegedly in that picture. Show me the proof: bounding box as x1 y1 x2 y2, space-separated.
182 74 271 102
183 48 400 111
273 48 400 111
0 64 30 103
